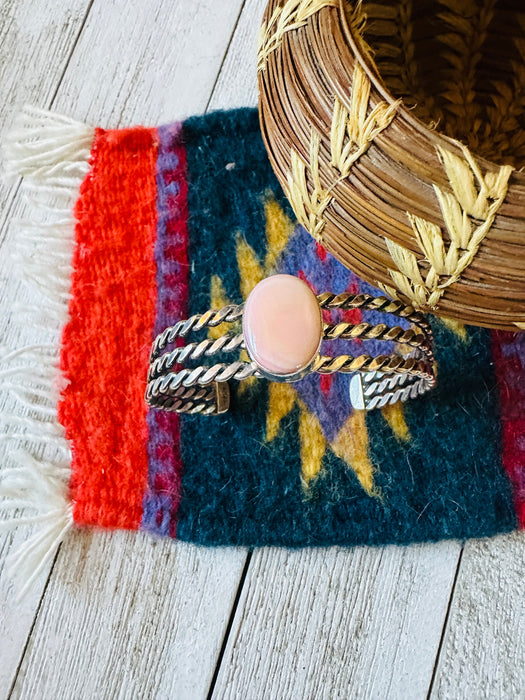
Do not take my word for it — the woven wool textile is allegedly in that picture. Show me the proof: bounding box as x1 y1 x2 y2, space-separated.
2 108 524 586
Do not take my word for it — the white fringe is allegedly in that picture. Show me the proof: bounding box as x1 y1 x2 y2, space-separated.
0 104 95 598
2 105 93 185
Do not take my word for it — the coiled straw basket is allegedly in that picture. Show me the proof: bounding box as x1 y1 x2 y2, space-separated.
258 0 525 331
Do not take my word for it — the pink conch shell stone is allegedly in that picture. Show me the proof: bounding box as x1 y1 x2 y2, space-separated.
243 274 322 376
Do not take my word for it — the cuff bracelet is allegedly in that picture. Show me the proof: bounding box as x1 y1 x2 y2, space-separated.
146 274 435 415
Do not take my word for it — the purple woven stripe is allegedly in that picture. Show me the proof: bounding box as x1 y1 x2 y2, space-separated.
142 123 189 537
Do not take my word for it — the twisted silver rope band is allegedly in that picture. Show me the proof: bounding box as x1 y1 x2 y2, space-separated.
146 293 435 414
148 333 245 381
148 384 217 415
350 370 435 411
323 322 433 359
317 292 433 336
150 305 244 361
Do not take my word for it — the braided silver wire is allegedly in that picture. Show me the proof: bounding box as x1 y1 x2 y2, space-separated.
148 333 245 381
147 303 247 414
150 305 244 361
350 370 436 410
146 289 436 414
148 384 219 415
317 292 433 337
146 361 260 402
322 321 434 362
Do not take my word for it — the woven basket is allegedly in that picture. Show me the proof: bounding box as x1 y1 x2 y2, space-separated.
258 0 525 331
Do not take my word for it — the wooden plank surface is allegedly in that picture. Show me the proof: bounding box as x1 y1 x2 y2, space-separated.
0 0 92 243
430 532 525 700
211 543 461 700
51 0 246 125
207 0 264 111
11 532 246 700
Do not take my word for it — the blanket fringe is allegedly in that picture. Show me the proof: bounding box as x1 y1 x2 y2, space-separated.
0 105 95 598
2 105 93 185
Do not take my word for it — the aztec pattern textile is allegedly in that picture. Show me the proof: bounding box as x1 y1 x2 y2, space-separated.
1 107 524 591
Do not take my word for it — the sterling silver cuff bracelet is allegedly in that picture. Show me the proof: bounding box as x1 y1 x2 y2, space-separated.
146 274 436 415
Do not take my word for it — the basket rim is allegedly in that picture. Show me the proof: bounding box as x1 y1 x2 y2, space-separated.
257 0 525 331
337 0 524 180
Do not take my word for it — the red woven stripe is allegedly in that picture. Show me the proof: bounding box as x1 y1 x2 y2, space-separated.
59 127 159 529
491 330 525 528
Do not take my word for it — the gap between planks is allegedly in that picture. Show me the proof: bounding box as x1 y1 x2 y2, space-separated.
425 544 464 699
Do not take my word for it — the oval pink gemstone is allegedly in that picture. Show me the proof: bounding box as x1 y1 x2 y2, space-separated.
243 274 322 377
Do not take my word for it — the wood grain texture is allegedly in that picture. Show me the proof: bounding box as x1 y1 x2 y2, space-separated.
212 543 461 700
0 193 73 696
206 0 266 111
0 0 92 244
11 532 246 700
430 532 525 700
50 0 246 125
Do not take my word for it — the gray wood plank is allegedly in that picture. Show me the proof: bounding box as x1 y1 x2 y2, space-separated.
51 0 247 125
12 532 246 700
212 543 461 700
206 0 264 111
430 532 525 700
0 0 92 240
